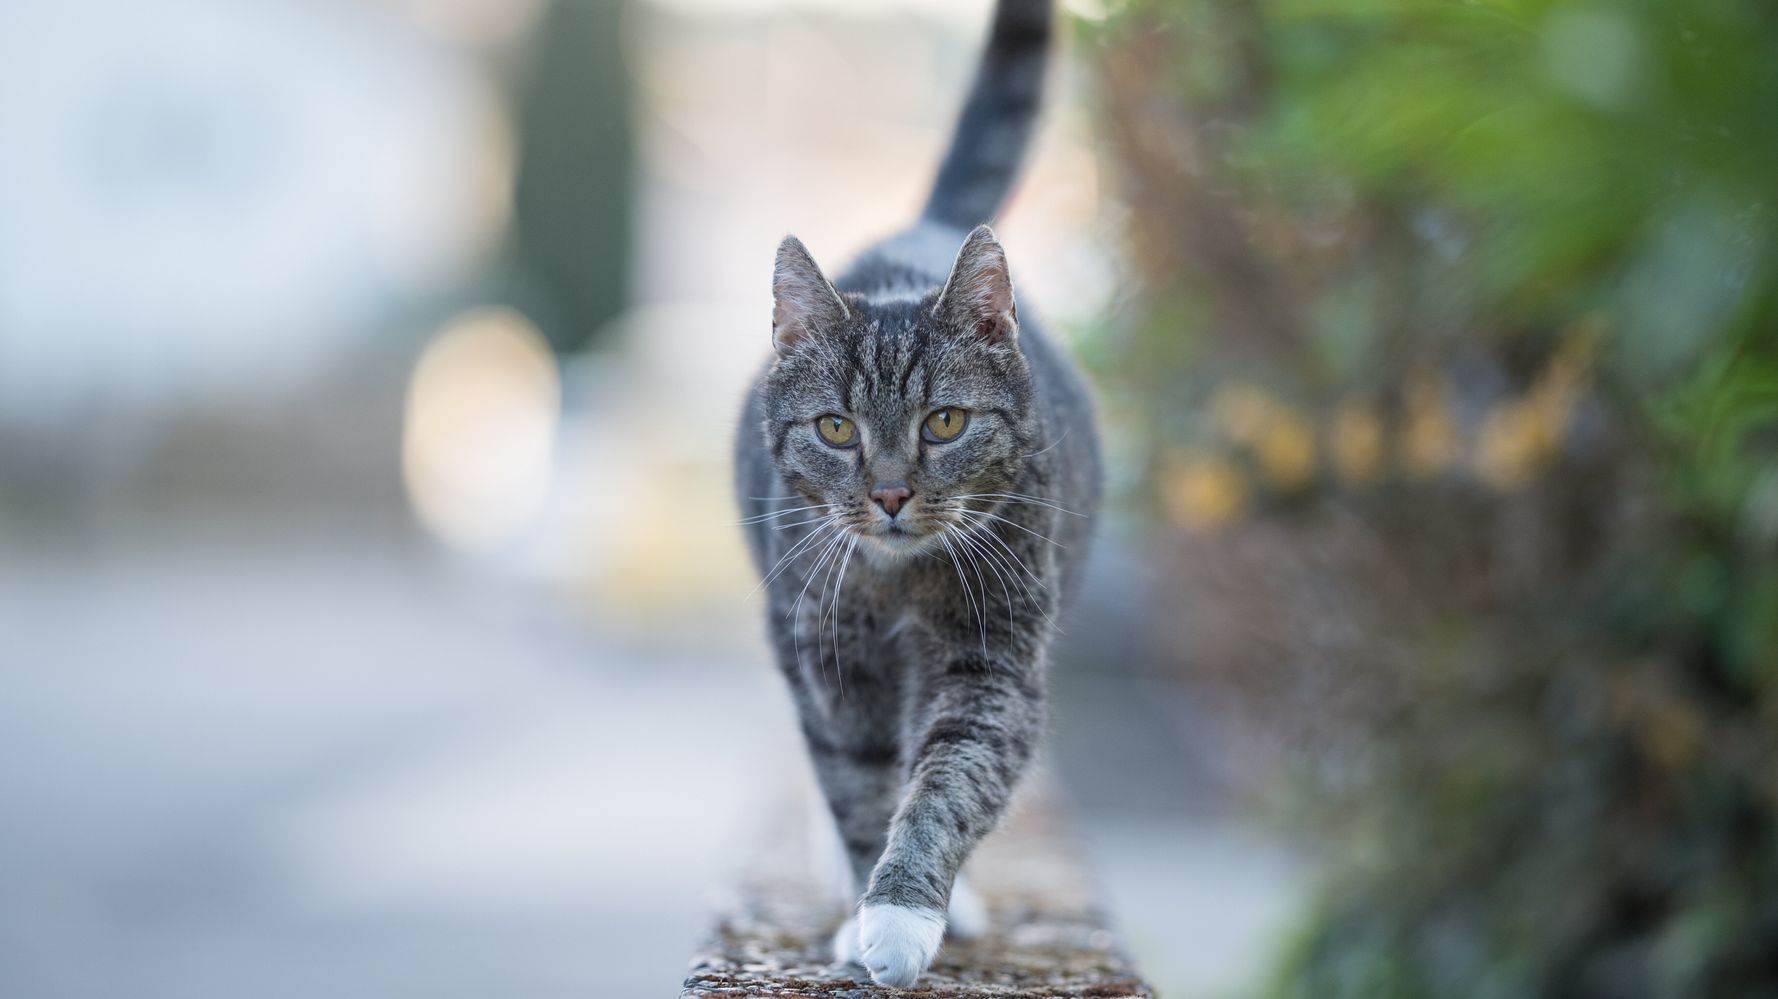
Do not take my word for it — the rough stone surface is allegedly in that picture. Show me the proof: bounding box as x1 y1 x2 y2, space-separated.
682 791 1154 998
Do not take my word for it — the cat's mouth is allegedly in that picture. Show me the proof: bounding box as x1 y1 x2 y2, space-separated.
859 515 944 555
872 520 922 541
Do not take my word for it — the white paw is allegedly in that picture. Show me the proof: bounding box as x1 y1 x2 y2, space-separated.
857 902 945 988
830 915 862 966
946 875 989 939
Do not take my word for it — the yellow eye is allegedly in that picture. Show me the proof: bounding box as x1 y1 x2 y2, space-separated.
815 414 857 447
923 407 968 443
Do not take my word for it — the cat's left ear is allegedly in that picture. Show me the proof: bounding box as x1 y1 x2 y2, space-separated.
773 236 849 354
936 225 1017 345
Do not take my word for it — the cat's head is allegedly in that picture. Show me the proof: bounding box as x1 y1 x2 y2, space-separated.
761 225 1036 559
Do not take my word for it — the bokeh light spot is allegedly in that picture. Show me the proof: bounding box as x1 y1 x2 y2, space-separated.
402 306 560 552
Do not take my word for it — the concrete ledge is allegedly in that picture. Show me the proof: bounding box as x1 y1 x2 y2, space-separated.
682 789 1154 998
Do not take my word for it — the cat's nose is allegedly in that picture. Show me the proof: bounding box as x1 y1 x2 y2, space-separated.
870 481 912 518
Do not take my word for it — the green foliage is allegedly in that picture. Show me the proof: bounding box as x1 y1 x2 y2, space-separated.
1087 0 1778 994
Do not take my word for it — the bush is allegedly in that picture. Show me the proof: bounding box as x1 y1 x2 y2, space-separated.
1084 1 1778 994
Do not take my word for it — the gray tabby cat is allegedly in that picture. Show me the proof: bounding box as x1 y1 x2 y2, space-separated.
732 0 1098 987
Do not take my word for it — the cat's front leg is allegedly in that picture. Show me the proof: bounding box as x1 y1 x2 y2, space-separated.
764 603 909 968
856 648 1045 986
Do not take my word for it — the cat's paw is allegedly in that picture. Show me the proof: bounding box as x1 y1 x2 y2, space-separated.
857 902 946 988
946 875 989 940
830 915 863 967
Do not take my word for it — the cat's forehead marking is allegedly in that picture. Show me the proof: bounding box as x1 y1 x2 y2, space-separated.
785 294 1018 431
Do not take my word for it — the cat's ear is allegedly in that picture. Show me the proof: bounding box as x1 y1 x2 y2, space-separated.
773 236 849 354
936 225 1017 345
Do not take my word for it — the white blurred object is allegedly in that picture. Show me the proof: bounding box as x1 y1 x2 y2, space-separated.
403 307 560 553
0 0 509 426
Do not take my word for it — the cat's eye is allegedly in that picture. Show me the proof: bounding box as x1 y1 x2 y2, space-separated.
923 407 969 443
815 414 858 448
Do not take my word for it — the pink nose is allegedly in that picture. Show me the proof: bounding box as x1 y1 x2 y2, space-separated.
870 482 912 518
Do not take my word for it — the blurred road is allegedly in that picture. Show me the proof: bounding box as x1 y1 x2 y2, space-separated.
0 518 1302 998
0 521 800 997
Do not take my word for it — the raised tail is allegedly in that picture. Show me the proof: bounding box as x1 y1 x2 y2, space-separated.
920 0 1054 230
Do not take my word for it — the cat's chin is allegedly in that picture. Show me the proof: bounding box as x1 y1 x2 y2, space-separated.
858 524 942 561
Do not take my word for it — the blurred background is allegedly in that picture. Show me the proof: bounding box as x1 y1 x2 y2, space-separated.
1 0 1772 997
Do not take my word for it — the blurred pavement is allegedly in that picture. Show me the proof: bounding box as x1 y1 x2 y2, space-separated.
0 517 1304 998
0 522 796 997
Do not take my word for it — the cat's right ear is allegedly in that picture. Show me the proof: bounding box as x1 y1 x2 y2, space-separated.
773 236 849 354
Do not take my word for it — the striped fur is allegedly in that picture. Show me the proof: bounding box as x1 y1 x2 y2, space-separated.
731 0 1093 988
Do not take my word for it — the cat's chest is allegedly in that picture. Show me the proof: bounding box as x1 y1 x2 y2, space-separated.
778 535 968 638
835 553 957 630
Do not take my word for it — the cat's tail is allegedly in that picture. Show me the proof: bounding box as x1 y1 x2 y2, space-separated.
920 0 1053 231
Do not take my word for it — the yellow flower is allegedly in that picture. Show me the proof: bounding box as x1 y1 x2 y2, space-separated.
1474 328 1596 491
1254 406 1317 492
1474 400 1550 491
1160 451 1249 531
1330 402 1385 488
1208 383 1314 493
1399 373 1458 479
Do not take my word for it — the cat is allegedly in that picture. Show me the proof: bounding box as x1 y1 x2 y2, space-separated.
732 0 1098 987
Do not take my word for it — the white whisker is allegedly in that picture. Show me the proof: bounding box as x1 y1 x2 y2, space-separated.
752 517 845 594
790 528 851 690
735 503 832 525
960 518 1047 588
954 518 1061 632
940 535 988 660
956 532 995 645
821 534 859 700
788 528 850 621
772 513 844 531
953 492 1083 517
954 507 1066 548
958 520 1045 605
1019 429 1069 459
952 526 1015 631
